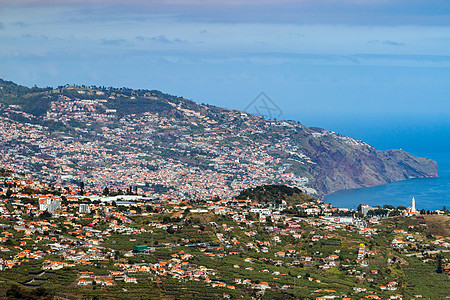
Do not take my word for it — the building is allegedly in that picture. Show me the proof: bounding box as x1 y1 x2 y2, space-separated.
47 199 60 213
361 205 376 216
322 216 355 225
406 197 419 215
79 203 90 214
39 197 51 211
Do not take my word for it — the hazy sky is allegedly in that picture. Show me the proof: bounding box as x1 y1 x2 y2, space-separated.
1 0 450 151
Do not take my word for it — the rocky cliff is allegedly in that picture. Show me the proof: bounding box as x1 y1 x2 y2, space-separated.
298 127 437 194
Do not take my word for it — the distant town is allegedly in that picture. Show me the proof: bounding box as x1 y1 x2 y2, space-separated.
0 87 315 200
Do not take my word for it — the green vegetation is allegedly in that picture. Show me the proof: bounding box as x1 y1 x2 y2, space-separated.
235 185 315 205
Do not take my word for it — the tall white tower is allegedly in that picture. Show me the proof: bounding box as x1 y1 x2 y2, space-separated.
411 197 416 212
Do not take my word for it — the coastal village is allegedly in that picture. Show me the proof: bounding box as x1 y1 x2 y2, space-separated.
0 171 449 299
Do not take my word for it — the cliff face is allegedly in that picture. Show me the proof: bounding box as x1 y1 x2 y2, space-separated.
297 128 437 195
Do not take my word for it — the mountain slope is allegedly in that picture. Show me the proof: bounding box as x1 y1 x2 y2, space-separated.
297 127 436 194
0 79 437 197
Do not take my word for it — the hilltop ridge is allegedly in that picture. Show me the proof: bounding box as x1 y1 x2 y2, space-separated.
0 79 437 197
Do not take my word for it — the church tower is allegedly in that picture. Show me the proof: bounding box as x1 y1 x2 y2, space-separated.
412 197 416 212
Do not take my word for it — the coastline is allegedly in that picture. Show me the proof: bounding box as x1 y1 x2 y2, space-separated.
325 151 449 211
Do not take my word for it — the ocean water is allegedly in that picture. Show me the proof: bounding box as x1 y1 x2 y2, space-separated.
309 115 450 211
324 151 450 211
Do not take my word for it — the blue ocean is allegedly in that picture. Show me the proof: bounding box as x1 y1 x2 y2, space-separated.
325 151 450 211
300 115 450 211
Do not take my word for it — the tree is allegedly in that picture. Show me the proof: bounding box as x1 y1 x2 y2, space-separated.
21 187 34 195
357 204 362 212
79 181 85 195
134 206 142 214
41 211 52 219
6 284 53 299
6 285 23 298
389 210 401 217
436 253 443 273
6 188 12 198
103 187 110 196
33 287 52 299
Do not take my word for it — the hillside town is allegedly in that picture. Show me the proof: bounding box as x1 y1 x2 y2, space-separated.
0 87 317 201
0 170 449 299
4 80 433 204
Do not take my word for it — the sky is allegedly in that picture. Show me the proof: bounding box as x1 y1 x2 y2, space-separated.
1 0 450 153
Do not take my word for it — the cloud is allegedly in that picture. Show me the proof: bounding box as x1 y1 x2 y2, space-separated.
382 40 405 46
136 35 186 44
101 38 126 45
19 34 51 41
9 0 449 26
367 40 405 46
13 21 29 28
